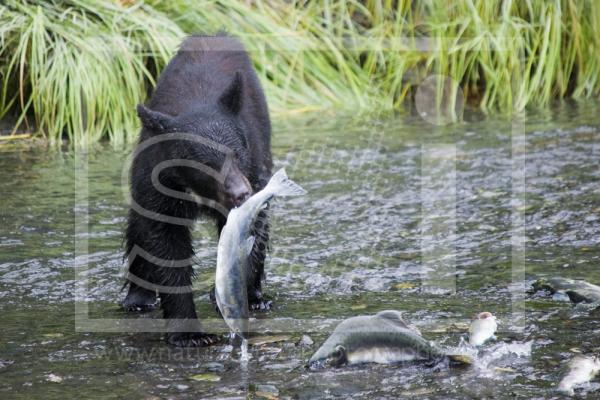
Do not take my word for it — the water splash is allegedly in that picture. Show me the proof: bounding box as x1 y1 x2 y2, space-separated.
475 341 533 378
240 338 250 364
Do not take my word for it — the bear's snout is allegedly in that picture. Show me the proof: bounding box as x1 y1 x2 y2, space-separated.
229 185 251 207
223 167 252 208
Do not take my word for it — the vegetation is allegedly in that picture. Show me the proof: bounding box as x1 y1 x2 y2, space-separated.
1 0 599 144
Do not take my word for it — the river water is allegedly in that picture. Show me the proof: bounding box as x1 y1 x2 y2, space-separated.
1 101 599 399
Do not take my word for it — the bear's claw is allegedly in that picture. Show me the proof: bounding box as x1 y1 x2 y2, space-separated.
121 287 159 312
209 286 273 311
249 298 272 310
248 289 273 311
122 302 159 312
166 332 219 347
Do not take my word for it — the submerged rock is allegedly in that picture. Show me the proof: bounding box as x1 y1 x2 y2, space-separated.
189 373 221 382
0 360 14 370
255 384 279 400
45 373 63 383
248 335 291 346
299 335 314 347
202 362 225 372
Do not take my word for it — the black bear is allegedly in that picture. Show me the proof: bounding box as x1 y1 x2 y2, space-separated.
122 34 273 347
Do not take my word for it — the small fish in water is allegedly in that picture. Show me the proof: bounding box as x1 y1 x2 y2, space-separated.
531 277 600 304
308 310 472 368
468 312 497 346
215 168 306 340
558 355 600 395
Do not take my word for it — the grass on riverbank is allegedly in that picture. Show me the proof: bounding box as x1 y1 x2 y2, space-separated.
1 0 599 144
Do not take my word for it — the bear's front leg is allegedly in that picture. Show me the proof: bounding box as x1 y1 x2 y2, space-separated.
124 213 216 347
124 273 216 346
155 247 218 347
162 290 218 347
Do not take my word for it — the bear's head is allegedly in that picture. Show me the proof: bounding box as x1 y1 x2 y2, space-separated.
136 72 253 211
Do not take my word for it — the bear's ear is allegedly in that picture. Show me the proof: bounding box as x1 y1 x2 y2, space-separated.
218 71 243 115
136 104 176 133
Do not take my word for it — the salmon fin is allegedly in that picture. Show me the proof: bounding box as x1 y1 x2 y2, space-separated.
447 354 474 366
265 168 307 197
375 310 411 329
245 236 255 256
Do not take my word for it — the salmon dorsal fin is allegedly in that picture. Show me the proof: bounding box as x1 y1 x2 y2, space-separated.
375 310 410 329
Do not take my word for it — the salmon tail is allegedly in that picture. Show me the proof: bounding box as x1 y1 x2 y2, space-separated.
266 168 307 197
447 354 474 366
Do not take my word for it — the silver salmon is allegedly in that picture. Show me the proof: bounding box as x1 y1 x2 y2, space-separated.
558 355 600 395
468 311 497 346
215 168 306 339
532 277 600 304
308 310 472 368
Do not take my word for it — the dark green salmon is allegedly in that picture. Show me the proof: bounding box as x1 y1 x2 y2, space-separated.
532 277 600 304
308 310 472 368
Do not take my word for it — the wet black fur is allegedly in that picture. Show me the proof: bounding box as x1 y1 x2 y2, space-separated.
122 34 273 347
